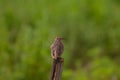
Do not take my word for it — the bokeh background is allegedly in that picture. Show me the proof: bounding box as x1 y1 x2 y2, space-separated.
0 0 120 80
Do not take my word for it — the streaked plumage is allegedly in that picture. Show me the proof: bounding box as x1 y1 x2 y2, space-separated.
51 37 64 59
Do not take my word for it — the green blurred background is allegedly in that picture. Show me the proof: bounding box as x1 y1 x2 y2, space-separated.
0 0 120 80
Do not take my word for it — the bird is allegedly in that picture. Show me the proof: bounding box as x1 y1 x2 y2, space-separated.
50 37 64 59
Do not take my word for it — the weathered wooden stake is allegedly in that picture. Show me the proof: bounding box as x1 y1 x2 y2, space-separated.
50 57 64 80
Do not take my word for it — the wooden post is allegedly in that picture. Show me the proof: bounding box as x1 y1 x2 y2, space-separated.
50 57 64 80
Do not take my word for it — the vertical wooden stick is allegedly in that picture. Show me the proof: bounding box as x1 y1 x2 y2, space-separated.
50 57 64 80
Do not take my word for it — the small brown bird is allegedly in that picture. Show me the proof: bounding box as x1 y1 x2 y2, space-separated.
50 37 64 59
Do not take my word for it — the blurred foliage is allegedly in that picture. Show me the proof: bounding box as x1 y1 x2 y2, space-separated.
0 0 120 80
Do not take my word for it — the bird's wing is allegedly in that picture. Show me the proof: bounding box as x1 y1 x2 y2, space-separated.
59 43 64 55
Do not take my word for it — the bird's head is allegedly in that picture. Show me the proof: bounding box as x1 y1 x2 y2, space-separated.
55 37 64 41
